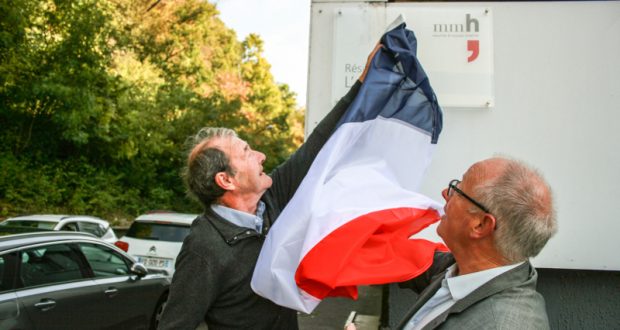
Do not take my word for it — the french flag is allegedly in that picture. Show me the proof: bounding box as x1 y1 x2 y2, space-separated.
252 22 447 313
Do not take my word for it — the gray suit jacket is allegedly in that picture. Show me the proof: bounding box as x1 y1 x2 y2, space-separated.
396 253 550 330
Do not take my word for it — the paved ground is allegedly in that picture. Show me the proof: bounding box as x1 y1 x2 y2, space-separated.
298 285 383 330
193 285 383 330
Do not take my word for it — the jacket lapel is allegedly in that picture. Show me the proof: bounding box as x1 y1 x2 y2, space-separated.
420 261 533 330
395 269 449 330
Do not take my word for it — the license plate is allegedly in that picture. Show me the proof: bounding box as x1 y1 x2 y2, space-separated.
138 256 171 268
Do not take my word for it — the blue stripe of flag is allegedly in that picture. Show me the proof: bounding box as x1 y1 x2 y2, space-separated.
336 23 443 144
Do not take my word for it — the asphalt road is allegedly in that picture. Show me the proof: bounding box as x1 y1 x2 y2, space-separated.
298 285 383 330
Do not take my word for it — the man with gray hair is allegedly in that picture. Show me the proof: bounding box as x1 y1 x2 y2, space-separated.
345 157 557 330
157 83 364 329
389 157 558 330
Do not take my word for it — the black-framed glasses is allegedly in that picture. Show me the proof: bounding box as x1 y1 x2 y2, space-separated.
447 179 491 214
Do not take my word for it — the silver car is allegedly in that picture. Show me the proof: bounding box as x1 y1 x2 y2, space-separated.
0 214 118 244
0 231 170 329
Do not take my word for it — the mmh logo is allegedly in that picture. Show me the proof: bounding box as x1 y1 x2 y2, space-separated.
432 14 480 63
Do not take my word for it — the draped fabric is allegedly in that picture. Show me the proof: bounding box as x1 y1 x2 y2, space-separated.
251 22 447 313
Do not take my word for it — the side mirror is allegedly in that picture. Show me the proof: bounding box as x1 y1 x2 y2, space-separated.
130 263 148 278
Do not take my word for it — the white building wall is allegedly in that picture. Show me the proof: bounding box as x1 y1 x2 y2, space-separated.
307 0 620 271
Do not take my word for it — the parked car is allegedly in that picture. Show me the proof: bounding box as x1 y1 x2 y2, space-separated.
114 212 198 277
0 231 170 329
0 214 118 244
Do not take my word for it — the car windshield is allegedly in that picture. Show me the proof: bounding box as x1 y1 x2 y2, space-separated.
1 220 57 230
125 222 190 242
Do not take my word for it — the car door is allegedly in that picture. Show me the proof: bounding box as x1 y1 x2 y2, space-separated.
0 291 22 330
15 243 102 330
78 242 164 329
0 252 32 329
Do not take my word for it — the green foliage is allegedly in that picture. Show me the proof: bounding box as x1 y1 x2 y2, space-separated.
0 0 304 224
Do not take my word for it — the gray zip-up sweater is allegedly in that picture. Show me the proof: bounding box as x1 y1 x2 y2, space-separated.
158 81 361 330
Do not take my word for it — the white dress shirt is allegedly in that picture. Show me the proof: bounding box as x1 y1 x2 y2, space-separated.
404 261 524 330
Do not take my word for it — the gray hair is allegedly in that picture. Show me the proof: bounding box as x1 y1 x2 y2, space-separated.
182 127 237 208
475 158 557 263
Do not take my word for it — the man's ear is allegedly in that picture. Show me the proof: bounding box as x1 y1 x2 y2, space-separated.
470 213 496 239
214 172 235 191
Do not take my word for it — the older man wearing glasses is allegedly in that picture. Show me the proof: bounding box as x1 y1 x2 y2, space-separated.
389 157 558 330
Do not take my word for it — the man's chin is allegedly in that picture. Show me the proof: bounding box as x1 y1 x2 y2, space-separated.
436 222 444 238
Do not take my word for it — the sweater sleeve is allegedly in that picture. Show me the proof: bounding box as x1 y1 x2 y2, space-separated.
158 247 216 330
265 81 362 212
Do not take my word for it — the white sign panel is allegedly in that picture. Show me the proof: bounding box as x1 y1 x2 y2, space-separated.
332 8 376 105
331 6 494 108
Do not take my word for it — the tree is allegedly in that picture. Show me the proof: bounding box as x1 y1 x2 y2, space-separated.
0 0 304 222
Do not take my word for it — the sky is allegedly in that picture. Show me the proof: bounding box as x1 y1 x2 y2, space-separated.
215 0 311 107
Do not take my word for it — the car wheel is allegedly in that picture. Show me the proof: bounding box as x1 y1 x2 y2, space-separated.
149 294 167 330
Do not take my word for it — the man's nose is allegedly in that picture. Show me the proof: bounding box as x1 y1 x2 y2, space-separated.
257 151 266 164
441 188 449 201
